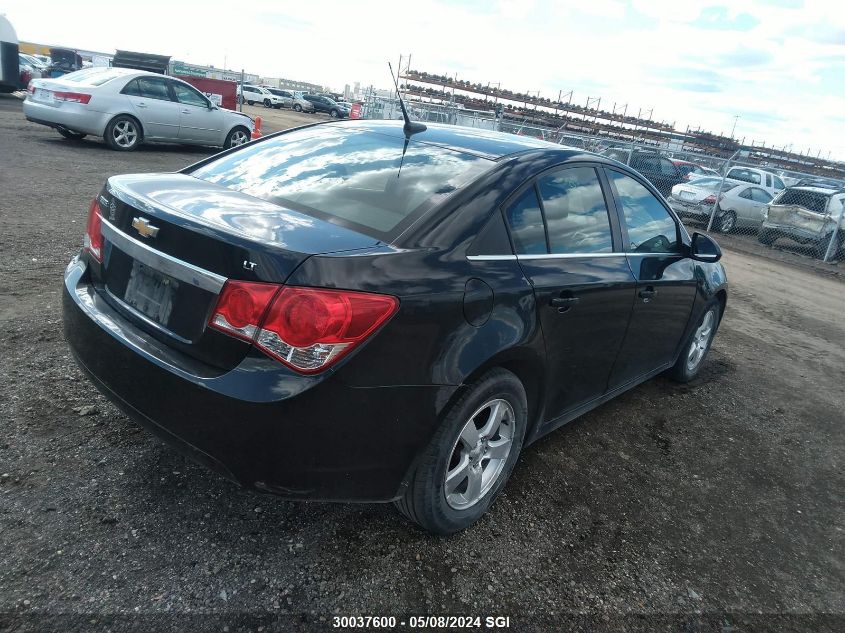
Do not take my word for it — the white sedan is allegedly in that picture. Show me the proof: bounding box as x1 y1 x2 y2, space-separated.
23 67 254 151
669 178 774 232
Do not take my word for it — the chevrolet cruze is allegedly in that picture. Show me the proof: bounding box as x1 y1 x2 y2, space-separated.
63 120 727 534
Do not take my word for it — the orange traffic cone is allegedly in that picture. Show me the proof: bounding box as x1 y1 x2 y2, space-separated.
252 116 262 139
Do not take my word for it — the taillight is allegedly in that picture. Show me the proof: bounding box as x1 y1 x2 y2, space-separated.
27 82 35 94
54 91 92 104
209 283 398 373
703 194 722 205
84 198 103 262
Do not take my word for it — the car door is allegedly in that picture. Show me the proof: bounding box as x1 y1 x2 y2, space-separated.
746 187 773 226
122 76 180 140
504 165 636 421
604 168 698 388
171 80 223 145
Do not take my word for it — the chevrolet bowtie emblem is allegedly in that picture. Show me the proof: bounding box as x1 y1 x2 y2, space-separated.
131 216 160 239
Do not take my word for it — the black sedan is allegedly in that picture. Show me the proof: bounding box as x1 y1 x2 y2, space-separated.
63 120 727 534
302 94 348 118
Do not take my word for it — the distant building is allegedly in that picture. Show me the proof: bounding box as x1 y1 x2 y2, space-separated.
260 77 323 93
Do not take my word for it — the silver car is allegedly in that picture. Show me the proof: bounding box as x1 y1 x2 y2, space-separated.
23 67 254 151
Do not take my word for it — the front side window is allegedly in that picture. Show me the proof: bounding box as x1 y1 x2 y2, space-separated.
191 126 492 238
537 167 613 254
773 175 785 190
607 169 679 253
137 77 171 101
505 187 547 255
172 82 208 108
739 187 753 199
765 174 772 188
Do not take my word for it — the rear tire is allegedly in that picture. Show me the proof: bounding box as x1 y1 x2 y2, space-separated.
263 98 271 108
57 127 86 140
104 115 141 151
293 103 302 112
247 100 254 106
330 109 340 118
666 301 720 383
394 368 527 535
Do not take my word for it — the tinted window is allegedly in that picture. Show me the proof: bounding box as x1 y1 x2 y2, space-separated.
765 174 772 187
191 126 492 237
775 189 828 213
728 168 761 185
751 188 773 203
172 82 208 107
739 188 753 199
121 78 141 96
608 170 679 253
506 187 547 255
537 167 613 254
773 176 785 190
137 77 171 101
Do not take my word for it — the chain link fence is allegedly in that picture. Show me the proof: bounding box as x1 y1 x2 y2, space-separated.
361 97 845 263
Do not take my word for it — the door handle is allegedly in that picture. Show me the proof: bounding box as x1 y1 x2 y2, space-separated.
135 102 147 108
550 296 579 313
638 287 658 302
180 109 190 114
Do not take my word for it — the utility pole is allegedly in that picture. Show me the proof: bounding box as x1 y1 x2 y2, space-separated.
730 114 740 140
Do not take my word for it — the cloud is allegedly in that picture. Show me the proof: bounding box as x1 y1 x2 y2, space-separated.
692 6 760 31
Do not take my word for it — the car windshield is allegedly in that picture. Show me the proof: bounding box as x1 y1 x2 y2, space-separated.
190 125 493 238
775 189 829 213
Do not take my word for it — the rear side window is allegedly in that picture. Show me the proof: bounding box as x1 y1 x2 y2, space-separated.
659 158 678 177
191 126 492 238
775 189 829 213
537 167 613 254
121 79 141 96
751 188 773 203
728 168 761 185
607 170 679 253
137 77 171 101
505 187 547 255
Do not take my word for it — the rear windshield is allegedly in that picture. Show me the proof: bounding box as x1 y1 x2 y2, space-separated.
190 125 492 237
61 67 128 86
774 189 829 213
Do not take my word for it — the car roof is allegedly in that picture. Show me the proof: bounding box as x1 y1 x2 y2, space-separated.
790 185 843 195
332 120 567 160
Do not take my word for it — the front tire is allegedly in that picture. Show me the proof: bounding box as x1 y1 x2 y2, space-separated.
293 103 302 112
394 368 527 535
667 301 720 383
263 98 271 108
104 115 141 151
330 109 339 118
757 230 776 246
717 209 736 233
224 126 250 149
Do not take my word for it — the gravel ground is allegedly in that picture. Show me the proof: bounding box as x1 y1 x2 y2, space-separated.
0 94 843 632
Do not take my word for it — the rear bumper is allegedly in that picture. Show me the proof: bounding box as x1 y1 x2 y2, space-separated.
63 256 453 502
23 98 110 136
670 199 713 220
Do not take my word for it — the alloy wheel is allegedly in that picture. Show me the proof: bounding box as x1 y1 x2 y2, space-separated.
687 309 715 372
230 130 249 146
112 120 138 148
444 398 514 510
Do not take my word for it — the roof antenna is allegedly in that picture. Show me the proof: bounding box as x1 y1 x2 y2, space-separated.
388 61 426 136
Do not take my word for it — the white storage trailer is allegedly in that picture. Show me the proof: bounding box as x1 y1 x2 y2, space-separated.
0 15 20 93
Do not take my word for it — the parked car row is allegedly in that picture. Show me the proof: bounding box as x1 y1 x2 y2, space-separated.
237 83 352 118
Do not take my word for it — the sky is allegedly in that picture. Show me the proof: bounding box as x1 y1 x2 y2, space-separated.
4 0 845 160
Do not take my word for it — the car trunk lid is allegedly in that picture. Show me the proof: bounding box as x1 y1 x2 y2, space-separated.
91 173 379 370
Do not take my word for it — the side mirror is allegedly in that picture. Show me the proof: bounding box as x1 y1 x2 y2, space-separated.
689 232 722 263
